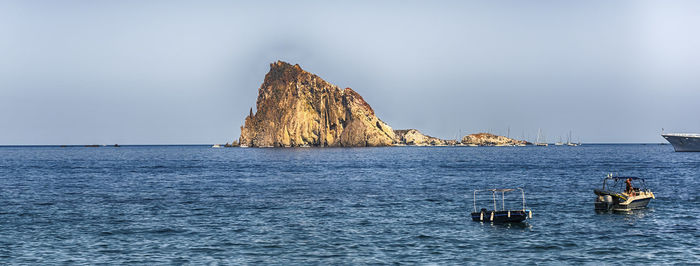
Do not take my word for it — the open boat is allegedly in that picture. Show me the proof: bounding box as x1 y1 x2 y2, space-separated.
470 188 532 223
594 174 655 212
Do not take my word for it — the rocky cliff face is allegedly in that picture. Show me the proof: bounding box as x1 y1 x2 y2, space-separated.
239 61 395 147
461 133 527 146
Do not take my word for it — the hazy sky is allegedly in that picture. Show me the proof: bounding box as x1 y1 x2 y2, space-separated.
1 0 699 144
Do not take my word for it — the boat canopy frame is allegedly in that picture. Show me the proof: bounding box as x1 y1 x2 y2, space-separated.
601 174 649 192
472 187 526 213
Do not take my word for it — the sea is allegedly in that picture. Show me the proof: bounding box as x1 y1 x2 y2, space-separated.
0 144 698 264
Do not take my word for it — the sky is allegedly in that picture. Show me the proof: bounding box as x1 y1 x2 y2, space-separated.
1 0 699 144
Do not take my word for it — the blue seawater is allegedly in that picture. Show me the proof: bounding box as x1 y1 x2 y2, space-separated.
0 145 698 264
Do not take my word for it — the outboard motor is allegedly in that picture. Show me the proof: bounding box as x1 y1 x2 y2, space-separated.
595 195 613 211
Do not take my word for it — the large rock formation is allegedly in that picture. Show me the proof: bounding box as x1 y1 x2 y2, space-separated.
239 61 395 147
393 129 456 146
461 133 527 146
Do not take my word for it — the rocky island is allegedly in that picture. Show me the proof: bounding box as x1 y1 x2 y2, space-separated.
237 61 527 147
393 129 457 146
239 61 395 147
460 133 528 146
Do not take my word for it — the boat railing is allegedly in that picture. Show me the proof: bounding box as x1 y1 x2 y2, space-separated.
662 133 700 138
472 188 526 213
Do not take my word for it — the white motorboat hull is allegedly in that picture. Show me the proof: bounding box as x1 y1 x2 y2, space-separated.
613 197 652 212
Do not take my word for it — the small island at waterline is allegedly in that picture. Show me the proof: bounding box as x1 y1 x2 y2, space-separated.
233 61 528 148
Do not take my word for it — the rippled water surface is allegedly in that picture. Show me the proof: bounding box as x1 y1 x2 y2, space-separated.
0 145 698 264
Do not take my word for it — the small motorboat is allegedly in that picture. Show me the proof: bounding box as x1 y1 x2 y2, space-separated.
594 174 655 212
470 188 532 223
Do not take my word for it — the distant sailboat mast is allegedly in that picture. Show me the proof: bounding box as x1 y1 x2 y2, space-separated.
555 136 564 146
567 130 578 146
536 128 548 146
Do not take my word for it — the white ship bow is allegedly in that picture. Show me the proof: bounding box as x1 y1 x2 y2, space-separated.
662 133 700 152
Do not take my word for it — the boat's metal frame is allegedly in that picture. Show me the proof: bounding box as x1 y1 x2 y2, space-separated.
471 188 532 223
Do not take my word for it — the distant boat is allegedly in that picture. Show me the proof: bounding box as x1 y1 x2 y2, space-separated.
212 144 221 148
555 137 564 146
662 133 700 152
470 188 532 223
566 131 578 146
518 131 527 146
535 129 548 146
